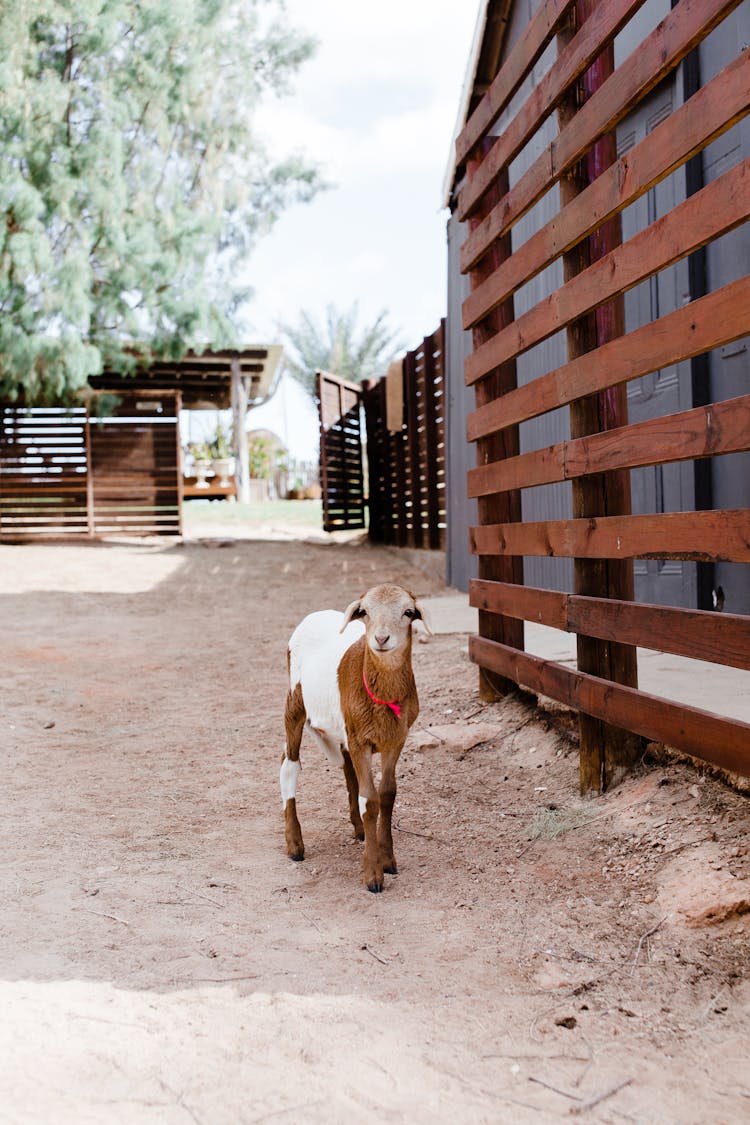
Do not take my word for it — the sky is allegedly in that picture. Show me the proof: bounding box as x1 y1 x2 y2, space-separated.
239 0 481 356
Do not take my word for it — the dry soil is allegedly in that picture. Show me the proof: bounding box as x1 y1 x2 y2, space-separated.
1 532 749 1124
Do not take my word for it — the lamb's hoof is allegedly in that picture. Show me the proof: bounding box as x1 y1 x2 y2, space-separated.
367 880 383 893
288 849 304 862
383 861 398 875
354 829 365 842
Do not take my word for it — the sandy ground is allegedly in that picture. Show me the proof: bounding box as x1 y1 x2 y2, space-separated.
2 531 749 1124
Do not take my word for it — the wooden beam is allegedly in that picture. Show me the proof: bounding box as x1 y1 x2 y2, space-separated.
466 156 750 386
461 47 750 300
458 0 647 222
468 393 750 497
458 0 743 225
467 146 525 700
467 275 750 441
469 509 750 564
456 0 576 165
470 635 750 777
470 579 750 670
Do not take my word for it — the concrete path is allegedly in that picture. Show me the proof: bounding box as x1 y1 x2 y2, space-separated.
420 592 750 725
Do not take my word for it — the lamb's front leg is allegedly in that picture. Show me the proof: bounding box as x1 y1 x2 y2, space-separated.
350 742 383 893
378 746 401 875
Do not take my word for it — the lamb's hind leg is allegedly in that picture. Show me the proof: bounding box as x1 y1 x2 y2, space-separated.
342 750 364 840
281 682 305 861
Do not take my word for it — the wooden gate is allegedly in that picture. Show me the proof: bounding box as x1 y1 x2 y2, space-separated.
317 371 367 532
0 393 181 539
456 0 750 788
363 323 447 549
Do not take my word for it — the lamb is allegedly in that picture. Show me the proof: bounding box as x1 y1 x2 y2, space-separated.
280 584 431 892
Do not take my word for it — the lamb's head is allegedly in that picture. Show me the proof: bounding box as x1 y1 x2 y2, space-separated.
340 584 432 655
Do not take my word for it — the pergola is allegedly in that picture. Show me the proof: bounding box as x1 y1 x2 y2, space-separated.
89 345 284 503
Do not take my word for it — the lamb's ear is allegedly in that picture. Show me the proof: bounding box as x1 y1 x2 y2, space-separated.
412 599 433 635
340 598 365 632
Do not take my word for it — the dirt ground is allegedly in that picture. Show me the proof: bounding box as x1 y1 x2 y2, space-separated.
2 531 749 1124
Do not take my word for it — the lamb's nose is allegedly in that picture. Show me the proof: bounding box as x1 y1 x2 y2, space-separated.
375 632 390 647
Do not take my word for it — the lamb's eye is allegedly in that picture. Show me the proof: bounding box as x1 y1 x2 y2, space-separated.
403 609 414 619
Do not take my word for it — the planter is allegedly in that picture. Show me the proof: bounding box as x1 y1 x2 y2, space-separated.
212 457 235 487
193 460 213 488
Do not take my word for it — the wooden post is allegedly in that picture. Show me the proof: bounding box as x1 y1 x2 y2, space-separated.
84 409 95 537
466 141 525 701
557 1 639 795
231 356 250 505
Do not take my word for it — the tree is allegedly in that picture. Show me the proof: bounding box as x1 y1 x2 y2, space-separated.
0 0 323 403
279 303 404 398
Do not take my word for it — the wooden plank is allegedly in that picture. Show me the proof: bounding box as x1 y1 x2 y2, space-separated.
469 393 750 497
456 0 575 165
467 275 750 441
470 509 750 563
470 579 750 670
458 0 647 223
470 636 750 776
466 156 750 385
423 323 444 549
462 46 750 299
405 349 424 549
458 0 743 226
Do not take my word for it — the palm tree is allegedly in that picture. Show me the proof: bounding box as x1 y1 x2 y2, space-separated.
278 303 404 398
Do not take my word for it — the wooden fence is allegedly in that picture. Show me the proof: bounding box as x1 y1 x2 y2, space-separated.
456 0 750 790
0 394 182 539
317 371 367 532
363 322 447 549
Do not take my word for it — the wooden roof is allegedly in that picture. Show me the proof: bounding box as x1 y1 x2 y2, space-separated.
89 345 284 410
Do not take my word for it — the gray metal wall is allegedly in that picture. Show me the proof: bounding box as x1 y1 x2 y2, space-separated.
445 210 478 592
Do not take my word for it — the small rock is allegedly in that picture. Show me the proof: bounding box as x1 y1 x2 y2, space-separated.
43 720 55 730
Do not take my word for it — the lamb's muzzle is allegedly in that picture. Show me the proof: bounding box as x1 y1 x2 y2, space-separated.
280 583 431 892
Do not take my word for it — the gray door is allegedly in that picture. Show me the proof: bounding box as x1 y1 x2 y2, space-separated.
617 80 698 608
697 4 750 615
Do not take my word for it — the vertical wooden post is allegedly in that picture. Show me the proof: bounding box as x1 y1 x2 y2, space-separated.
466 141 525 701
557 1 639 794
231 356 250 505
175 391 184 536
84 409 95 537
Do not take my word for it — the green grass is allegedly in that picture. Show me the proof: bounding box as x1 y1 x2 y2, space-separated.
183 498 324 528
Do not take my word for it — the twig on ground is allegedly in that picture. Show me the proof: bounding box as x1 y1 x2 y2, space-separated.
394 820 448 845
569 1077 633 1115
79 907 130 926
630 917 667 976
529 1076 579 1101
178 885 225 909
362 943 389 965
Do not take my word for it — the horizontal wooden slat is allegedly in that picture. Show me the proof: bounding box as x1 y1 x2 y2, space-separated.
470 509 750 563
458 0 742 226
468 393 750 496
467 276 750 441
470 635 750 775
466 157 750 385
456 0 575 165
470 579 750 669
458 0 648 227
462 47 750 296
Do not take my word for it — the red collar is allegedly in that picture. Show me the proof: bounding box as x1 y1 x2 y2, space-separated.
362 669 401 718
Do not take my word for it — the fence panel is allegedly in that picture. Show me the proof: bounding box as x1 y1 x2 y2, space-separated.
317 371 367 532
458 0 750 789
363 322 447 550
0 394 181 540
